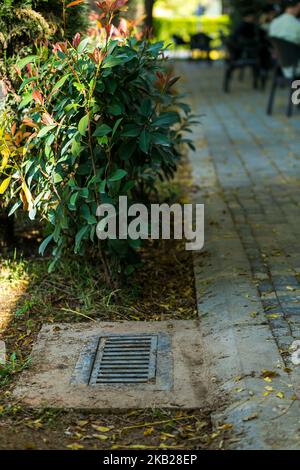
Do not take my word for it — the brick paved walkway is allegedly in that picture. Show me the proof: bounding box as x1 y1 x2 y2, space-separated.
179 62 300 448
185 63 300 363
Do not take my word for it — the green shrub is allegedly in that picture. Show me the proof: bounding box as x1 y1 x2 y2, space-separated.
0 1 194 285
153 15 230 49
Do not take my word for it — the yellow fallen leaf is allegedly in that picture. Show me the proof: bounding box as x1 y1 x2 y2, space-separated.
265 386 273 392
77 420 88 427
91 425 111 433
144 427 154 436
276 392 285 399
266 314 280 319
160 432 175 439
92 434 108 441
66 443 84 450
218 423 233 430
264 377 272 383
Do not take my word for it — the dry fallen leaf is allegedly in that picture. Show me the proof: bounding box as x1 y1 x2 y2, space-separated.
243 413 258 422
217 423 233 430
91 425 111 433
92 434 109 441
144 427 154 436
77 420 88 427
260 370 280 379
66 443 84 450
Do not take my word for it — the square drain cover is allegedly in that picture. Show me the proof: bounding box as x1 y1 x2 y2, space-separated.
89 335 157 385
71 331 172 390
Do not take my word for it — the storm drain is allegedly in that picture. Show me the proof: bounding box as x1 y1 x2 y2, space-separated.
89 335 158 385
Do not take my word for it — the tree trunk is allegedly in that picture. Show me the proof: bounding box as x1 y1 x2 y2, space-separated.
0 210 15 245
144 0 155 30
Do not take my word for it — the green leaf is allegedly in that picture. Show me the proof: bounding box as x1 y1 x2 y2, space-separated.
140 99 152 117
71 140 82 157
77 37 90 54
102 55 131 68
53 173 63 183
81 203 90 220
37 125 56 138
152 112 179 127
17 55 37 70
99 179 107 193
152 133 170 146
39 234 54 256
19 76 37 92
112 118 123 137
8 201 22 217
139 129 151 154
108 169 127 182
18 93 33 109
87 215 97 225
80 188 89 198
121 125 140 137
119 140 136 160
108 103 123 116
75 225 89 253
52 74 70 93
78 114 89 136
96 135 109 146
69 192 79 209
93 124 112 137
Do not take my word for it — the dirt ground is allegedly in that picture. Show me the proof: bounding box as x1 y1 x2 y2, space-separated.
0 161 231 450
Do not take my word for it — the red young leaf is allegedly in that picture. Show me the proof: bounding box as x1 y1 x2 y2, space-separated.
66 0 84 7
72 32 81 48
32 90 44 105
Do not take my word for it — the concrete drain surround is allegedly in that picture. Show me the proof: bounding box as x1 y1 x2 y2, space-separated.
13 321 206 409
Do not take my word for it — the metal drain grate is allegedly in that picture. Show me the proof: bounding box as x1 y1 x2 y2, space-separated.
89 335 158 385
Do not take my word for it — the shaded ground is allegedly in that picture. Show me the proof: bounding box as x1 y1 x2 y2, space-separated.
0 409 221 450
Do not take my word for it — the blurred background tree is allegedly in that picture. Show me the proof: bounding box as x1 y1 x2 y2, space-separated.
0 0 50 58
33 0 88 39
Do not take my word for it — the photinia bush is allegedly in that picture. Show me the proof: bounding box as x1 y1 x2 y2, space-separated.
0 0 195 285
